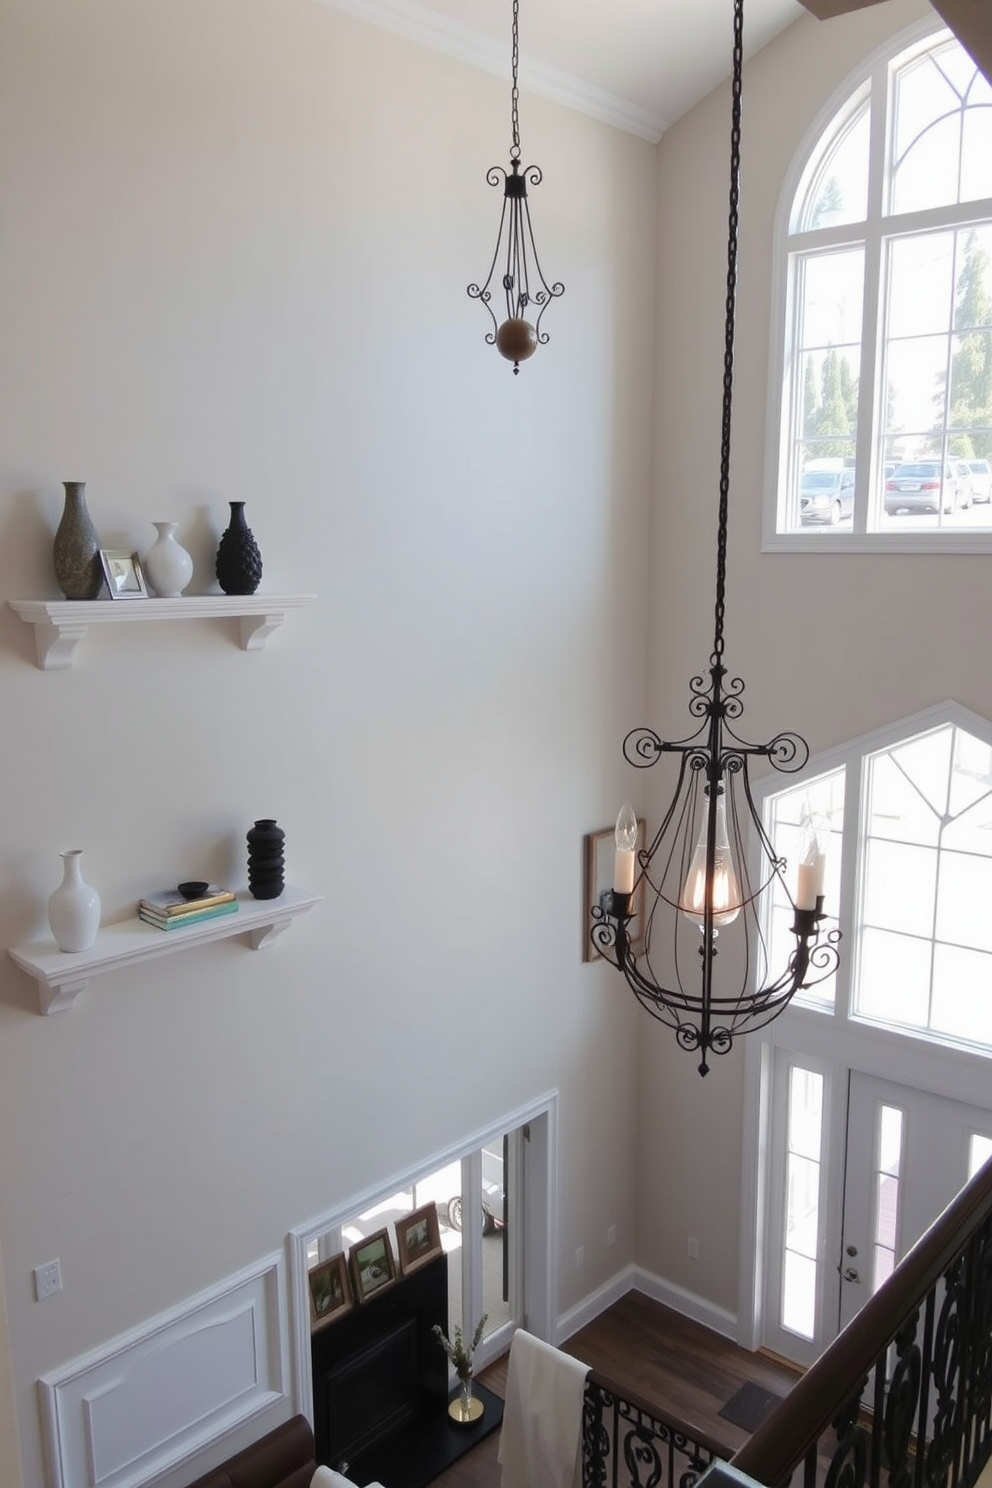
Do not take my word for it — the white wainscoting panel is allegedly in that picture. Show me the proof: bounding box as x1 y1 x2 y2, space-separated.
39 1253 288 1488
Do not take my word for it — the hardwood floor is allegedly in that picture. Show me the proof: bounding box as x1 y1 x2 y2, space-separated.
429 1291 801 1488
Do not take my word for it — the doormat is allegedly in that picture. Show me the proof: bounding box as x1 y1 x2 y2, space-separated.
717 1381 786 1432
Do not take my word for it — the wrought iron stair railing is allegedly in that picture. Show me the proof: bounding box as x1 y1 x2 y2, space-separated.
730 1155 992 1488
581 1157 992 1488
582 1368 734 1488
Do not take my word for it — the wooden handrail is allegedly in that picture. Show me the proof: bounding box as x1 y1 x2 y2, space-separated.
732 1156 992 1486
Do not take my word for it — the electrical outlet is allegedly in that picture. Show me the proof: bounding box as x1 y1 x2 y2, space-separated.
687 1236 700 1260
607 1224 617 1247
34 1259 62 1300
575 1246 584 1268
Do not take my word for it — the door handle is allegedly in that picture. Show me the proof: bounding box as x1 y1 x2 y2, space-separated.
842 1266 861 1283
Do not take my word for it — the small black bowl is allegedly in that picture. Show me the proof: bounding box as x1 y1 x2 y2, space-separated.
177 880 210 900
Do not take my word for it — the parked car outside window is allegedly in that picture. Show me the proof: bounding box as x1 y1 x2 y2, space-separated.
967 460 992 503
884 460 972 515
800 468 855 526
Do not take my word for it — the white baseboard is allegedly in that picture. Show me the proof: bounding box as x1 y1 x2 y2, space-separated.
556 1264 737 1347
38 1254 288 1488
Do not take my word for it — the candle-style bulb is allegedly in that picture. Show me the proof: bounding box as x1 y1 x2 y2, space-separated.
796 809 827 910
613 802 638 895
680 785 741 927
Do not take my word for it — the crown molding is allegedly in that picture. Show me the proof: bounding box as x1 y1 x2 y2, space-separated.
316 0 670 142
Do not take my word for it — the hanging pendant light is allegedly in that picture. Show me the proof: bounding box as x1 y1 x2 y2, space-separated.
590 0 840 1075
467 0 564 373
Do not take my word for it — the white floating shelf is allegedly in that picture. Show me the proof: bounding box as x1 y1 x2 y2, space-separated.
9 594 317 669
9 888 322 1014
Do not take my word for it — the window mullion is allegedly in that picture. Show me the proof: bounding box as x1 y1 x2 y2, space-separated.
854 60 890 535
836 743 863 1028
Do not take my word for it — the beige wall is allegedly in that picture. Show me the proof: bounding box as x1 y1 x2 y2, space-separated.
634 0 990 1309
3 0 982 1480
0 1 655 1481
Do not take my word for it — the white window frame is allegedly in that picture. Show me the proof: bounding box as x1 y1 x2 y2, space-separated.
738 702 992 1351
762 17 992 556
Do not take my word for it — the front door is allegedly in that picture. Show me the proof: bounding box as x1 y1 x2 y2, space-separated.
838 1073 992 1331
761 1054 992 1366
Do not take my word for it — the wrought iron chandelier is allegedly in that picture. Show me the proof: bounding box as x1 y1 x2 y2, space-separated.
467 0 564 372
590 0 840 1075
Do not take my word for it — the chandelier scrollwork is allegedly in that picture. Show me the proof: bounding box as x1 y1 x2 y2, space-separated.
591 0 840 1074
467 0 564 372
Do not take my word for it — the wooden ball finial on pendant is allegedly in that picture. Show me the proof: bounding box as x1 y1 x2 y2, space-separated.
496 317 538 373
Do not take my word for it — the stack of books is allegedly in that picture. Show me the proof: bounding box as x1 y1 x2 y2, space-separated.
138 887 239 931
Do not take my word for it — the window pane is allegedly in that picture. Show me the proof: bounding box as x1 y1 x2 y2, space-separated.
797 100 870 232
873 1243 896 1289
879 1105 903 1178
969 1134 992 1177
862 838 936 936
879 729 952 820
935 851 992 950
782 1251 817 1339
866 751 941 847
764 769 844 1011
875 1172 899 1250
962 102 992 203
789 1067 823 1160
890 42 992 215
857 926 932 1029
888 233 955 339
931 942 992 1045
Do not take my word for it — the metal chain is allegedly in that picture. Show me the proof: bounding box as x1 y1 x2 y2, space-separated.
712 0 744 667
510 0 521 159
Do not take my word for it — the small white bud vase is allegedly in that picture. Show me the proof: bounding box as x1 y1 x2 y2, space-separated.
143 521 193 598
47 849 101 953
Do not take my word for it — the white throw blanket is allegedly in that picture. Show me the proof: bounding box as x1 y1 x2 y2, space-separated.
310 1469 386 1488
498 1328 589 1488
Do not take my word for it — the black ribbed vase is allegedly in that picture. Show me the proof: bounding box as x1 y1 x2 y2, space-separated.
216 501 262 595
247 818 285 900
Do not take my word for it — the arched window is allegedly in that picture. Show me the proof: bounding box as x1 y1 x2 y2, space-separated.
770 28 992 549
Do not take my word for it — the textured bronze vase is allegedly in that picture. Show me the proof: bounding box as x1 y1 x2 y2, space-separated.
215 501 262 595
53 481 103 600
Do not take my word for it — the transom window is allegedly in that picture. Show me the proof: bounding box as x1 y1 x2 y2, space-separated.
771 29 992 549
761 707 992 1058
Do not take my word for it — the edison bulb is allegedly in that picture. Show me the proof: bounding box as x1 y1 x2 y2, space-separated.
679 786 741 927
613 801 638 895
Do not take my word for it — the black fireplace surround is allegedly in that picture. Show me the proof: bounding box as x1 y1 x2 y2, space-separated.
312 1251 501 1488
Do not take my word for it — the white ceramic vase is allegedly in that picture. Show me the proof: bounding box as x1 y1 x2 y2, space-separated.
48 849 101 953
143 521 193 598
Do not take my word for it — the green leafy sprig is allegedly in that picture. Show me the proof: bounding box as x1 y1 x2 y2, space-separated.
432 1314 488 1378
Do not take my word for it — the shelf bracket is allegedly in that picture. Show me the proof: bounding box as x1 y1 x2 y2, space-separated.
31 619 88 671
238 612 287 651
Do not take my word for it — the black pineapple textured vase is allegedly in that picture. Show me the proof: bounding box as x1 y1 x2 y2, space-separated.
216 501 262 595
247 818 285 900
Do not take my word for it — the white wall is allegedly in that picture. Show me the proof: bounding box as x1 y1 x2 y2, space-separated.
0 1 655 1481
633 0 992 1315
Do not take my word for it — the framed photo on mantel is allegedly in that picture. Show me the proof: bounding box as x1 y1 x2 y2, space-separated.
583 816 646 963
308 1252 352 1331
395 1202 442 1276
349 1228 396 1304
